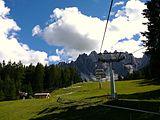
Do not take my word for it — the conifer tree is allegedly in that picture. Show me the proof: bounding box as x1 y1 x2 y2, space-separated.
34 63 44 92
24 64 35 89
44 65 50 90
0 90 5 101
48 65 55 89
0 63 2 78
142 0 160 78
14 61 24 92
4 76 16 100
0 79 5 101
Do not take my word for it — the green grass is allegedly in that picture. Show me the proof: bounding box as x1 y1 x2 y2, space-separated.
1 79 160 120
0 99 53 120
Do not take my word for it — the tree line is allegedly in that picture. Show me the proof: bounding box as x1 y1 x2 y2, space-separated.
0 61 81 101
123 65 151 80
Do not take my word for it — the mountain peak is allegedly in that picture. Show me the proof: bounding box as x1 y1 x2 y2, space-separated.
59 50 149 81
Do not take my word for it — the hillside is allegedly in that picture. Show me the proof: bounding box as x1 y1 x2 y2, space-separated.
0 79 160 120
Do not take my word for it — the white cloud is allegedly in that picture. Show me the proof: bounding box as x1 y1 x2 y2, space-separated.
114 1 125 7
49 55 60 62
34 7 104 59
113 38 146 57
0 0 48 65
32 25 42 36
56 49 64 55
45 7 101 53
0 1 20 38
0 0 10 17
34 0 148 59
110 11 115 16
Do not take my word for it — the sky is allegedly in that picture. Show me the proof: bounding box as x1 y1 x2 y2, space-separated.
0 0 149 65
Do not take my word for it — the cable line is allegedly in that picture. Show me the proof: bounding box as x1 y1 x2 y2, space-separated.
100 0 114 53
111 43 146 54
131 47 145 54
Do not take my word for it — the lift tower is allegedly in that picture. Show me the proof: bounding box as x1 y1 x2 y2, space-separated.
97 52 125 99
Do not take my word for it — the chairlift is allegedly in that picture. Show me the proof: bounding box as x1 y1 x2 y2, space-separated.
95 69 106 79
97 52 125 63
124 53 134 65
95 52 126 81
95 62 106 89
124 53 134 74
96 51 126 99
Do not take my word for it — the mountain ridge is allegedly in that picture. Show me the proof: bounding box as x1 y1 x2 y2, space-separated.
59 51 149 81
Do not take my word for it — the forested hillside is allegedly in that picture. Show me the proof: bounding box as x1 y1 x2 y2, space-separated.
0 61 81 101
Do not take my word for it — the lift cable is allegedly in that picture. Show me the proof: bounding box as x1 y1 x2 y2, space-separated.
99 0 147 58
131 47 146 54
100 0 114 53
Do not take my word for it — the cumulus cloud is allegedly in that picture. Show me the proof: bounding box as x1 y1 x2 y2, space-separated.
0 0 10 17
49 55 60 62
44 7 102 53
56 49 64 55
113 38 146 57
0 0 48 65
48 49 64 62
113 1 125 7
34 7 104 59
32 25 42 36
34 0 148 59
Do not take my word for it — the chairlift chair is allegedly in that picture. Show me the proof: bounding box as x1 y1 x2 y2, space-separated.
123 53 134 67
97 52 125 63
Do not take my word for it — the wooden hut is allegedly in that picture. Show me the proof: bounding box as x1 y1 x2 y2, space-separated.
34 93 50 99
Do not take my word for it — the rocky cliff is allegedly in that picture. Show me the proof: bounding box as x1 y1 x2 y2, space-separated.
59 51 149 81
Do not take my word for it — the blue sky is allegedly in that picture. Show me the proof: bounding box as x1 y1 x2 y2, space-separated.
0 0 148 65
5 0 111 52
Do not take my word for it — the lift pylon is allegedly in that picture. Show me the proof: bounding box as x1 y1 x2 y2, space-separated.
97 52 125 99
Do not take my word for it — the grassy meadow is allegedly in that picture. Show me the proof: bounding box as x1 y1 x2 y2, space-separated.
1 79 160 120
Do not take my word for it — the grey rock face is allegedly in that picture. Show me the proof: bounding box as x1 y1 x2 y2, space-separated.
59 51 149 81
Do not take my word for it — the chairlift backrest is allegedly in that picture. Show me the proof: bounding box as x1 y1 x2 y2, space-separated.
124 53 133 65
97 52 125 63
95 68 106 78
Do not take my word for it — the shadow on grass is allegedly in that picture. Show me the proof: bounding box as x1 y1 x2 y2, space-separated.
30 97 160 120
30 104 143 120
118 89 160 100
107 100 160 112
135 79 160 86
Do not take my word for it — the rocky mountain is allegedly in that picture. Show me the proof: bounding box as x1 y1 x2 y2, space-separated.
59 51 149 81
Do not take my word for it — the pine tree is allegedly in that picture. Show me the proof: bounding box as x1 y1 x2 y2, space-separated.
142 0 160 78
0 90 5 101
44 65 50 90
27 83 33 96
0 63 2 79
34 63 44 92
4 76 16 100
54 65 61 88
1 61 12 80
0 79 5 101
14 61 25 92
24 64 35 90
48 65 56 89
63 68 71 87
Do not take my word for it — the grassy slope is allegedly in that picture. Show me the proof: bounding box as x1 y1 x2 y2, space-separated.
0 79 160 120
